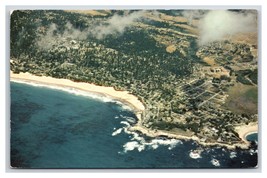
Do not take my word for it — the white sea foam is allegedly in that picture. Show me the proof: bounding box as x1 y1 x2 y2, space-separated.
11 79 138 112
189 149 203 159
168 144 177 150
123 141 140 152
56 88 115 103
123 127 142 141
108 100 133 111
120 121 131 127
119 104 132 111
11 79 117 103
126 117 136 123
122 137 182 153
112 119 182 153
151 144 159 150
112 128 123 136
122 126 182 153
211 158 220 167
148 138 182 148
122 141 146 152
230 151 237 159
11 79 47 87
128 131 145 142
119 115 136 123
137 145 145 152
249 149 257 155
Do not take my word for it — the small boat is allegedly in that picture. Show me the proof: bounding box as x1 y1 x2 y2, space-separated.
211 158 220 167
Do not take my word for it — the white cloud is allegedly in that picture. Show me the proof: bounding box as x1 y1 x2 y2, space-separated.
91 10 145 39
181 10 205 25
37 11 146 49
198 10 257 45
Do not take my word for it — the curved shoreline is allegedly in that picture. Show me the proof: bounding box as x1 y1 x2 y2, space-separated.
234 123 258 144
10 71 257 150
245 131 258 138
10 71 145 119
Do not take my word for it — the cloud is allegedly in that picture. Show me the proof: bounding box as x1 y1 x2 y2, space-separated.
36 11 146 49
90 10 145 39
37 22 89 49
198 10 257 45
36 10 257 49
62 22 88 40
36 23 58 49
181 10 205 25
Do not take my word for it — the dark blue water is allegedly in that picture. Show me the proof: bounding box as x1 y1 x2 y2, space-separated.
246 133 258 142
10 82 258 168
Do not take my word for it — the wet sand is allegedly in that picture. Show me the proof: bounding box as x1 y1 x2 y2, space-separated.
10 71 145 119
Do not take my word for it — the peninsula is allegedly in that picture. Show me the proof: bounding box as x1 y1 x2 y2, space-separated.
10 10 258 149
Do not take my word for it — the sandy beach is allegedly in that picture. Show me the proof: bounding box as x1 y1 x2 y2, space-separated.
234 122 258 144
10 71 258 149
10 71 145 119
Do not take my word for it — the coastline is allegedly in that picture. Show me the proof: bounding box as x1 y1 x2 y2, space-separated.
234 122 258 144
129 122 255 150
10 71 257 150
10 71 145 119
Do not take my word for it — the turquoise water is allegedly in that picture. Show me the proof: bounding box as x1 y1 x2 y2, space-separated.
10 82 258 168
246 133 258 142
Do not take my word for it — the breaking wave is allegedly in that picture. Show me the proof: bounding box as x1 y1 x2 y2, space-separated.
230 151 237 159
11 79 133 107
123 141 146 152
112 128 123 136
113 119 183 153
122 137 183 153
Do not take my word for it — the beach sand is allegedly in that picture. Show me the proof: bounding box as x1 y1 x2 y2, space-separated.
235 122 258 144
10 71 145 119
10 71 257 149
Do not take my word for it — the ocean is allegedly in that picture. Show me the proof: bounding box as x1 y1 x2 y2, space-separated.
10 82 258 169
